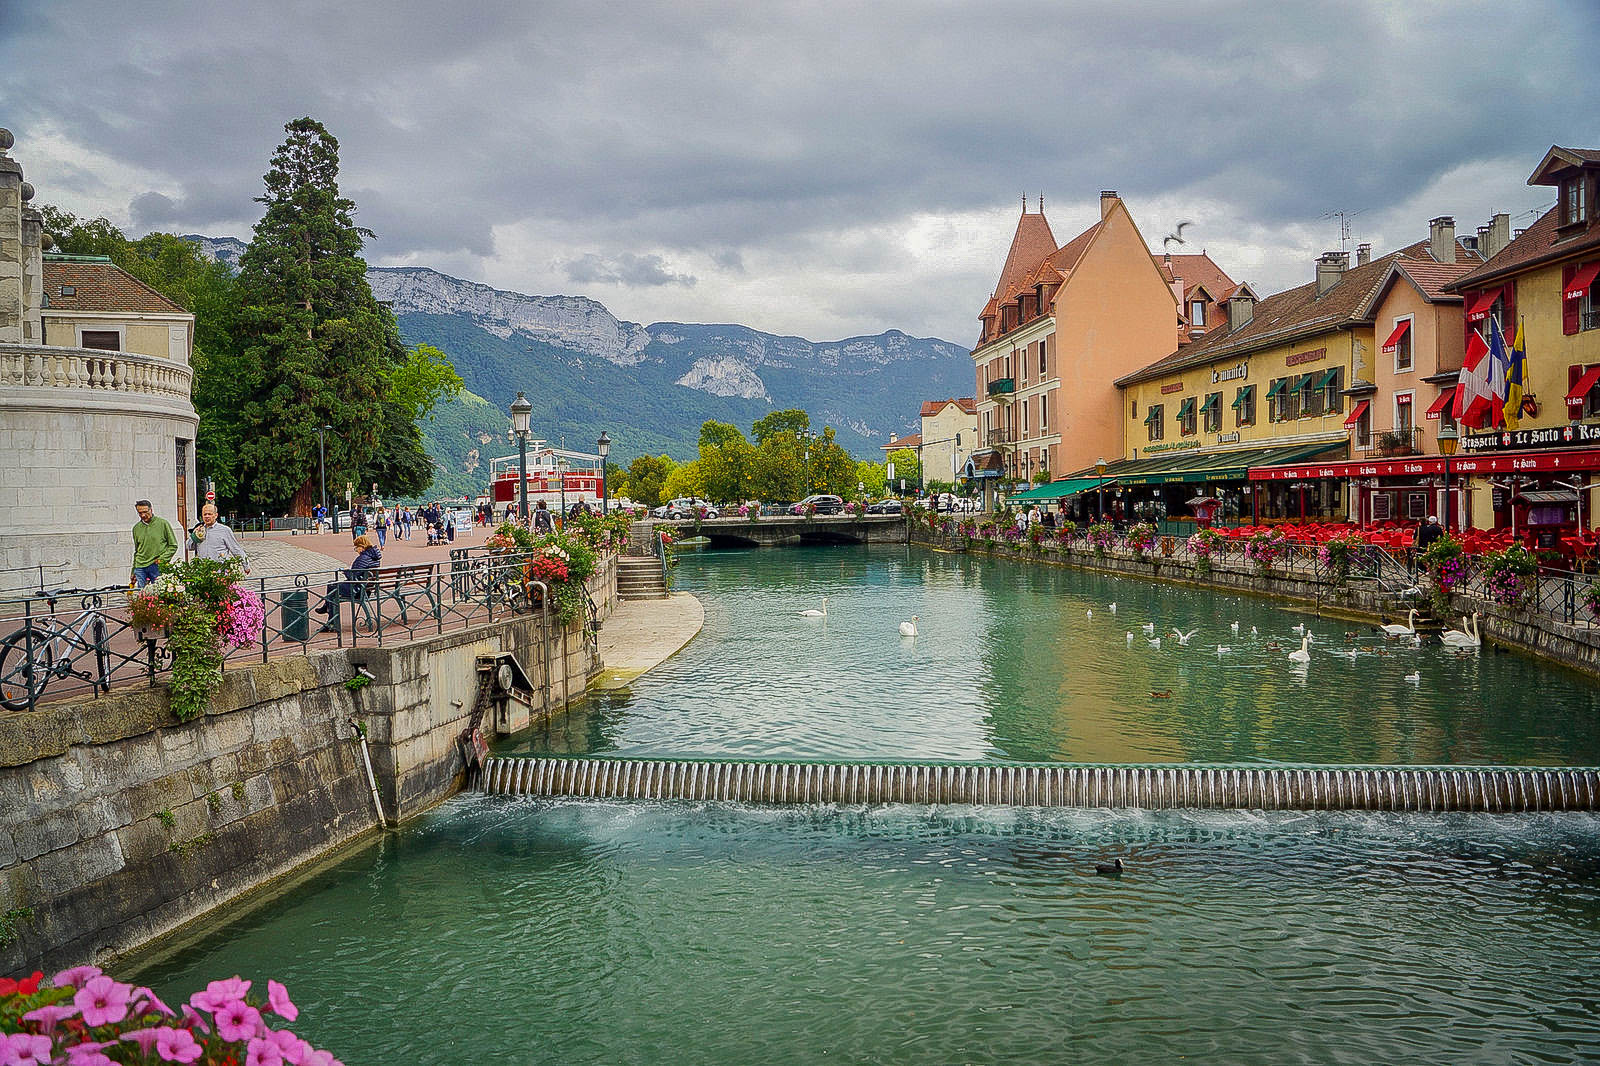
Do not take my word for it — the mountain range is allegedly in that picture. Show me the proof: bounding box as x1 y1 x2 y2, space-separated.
184 236 973 498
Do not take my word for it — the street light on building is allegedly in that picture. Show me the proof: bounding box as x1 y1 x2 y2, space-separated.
1436 423 1458 530
510 391 532 522
1096 456 1108 522
596 430 612 516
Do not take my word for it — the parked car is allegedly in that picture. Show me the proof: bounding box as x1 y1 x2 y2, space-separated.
789 494 844 515
867 498 904 515
654 497 719 520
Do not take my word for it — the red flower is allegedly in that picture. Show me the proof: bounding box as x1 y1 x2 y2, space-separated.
0 977 14 996
19 970 42 995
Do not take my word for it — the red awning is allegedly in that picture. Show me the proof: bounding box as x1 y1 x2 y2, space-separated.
1565 262 1600 301
1424 387 1456 420
1342 398 1369 427
1567 366 1600 402
1381 320 1411 353
1464 291 1497 322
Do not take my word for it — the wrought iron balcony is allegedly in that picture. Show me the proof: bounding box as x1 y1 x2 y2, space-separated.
987 377 1015 398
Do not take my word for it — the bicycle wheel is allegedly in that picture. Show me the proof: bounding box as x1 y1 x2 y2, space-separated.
0 626 54 711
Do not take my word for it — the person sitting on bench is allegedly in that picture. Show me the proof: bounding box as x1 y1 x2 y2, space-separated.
314 535 382 631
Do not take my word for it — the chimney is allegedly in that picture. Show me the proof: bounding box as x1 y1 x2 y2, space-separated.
1355 243 1371 267
1100 190 1118 219
1429 216 1456 264
1481 212 1511 260
1228 289 1255 331
1315 251 1348 296
0 129 24 344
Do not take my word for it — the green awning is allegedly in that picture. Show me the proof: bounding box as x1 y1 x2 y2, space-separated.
1201 392 1221 411
1143 406 1161 424
1230 384 1255 409
1265 379 1287 399
1175 396 1196 419
1312 367 1339 390
1008 475 1117 501
1075 441 1346 487
1287 373 1314 394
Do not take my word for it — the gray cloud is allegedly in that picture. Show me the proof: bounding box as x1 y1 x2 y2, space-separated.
0 0 1594 342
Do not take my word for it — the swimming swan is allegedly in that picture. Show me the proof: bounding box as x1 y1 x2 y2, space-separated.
1441 612 1481 648
798 597 828 618
1287 636 1312 664
899 615 919 637
1380 609 1418 638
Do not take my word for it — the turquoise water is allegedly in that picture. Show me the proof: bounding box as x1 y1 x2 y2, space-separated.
128 547 1600 1063
511 546 1600 765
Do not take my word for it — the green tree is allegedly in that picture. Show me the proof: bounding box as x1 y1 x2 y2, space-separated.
810 427 857 496
697 420 755 503
751 408 810 445
751 432 806 501
855 461 887 498
886 448 922 487
39 205 128 258
389 343 463 421
628 454 676 507
234 117 431 511
661 459 706 501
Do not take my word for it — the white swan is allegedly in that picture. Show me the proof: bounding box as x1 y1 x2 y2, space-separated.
1404 671 1421 682
1216 645 1231 656
1380 609 1418 638
899 615 919 637
1230 620 1240 634
1086 609 1093 619
1291 623 1305 634
1441 612 1481 648
1141 622 1156 636
798 597 828 618
1172 628 1196 646
1108 602 1118 614
1126 632 1134 646
1148 636 1162 649
1287 636 1311 664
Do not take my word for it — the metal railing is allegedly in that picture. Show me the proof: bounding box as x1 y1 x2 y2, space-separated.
0 548 584 714
986 377 1015 397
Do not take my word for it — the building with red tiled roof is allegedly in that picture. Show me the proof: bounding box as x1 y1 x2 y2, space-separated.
970 192 1192 505
40 256 194 360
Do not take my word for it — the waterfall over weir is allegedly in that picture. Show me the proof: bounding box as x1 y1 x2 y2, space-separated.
477 757 1600 813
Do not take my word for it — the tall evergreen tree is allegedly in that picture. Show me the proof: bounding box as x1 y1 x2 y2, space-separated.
234 117 416 511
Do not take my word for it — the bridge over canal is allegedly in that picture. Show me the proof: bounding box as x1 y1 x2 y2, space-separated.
645 514 907 548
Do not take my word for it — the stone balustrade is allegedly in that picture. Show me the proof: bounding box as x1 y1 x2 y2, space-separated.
0 342 192 402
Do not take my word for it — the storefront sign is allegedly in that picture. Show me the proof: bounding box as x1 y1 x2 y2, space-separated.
1211 361 1248 384
1216 432 1241 445
1145 439 1203 454
1462 422 1600 453
1395 393 1412 405
1285 347 1327 367
1251 446 1600 481
1160 381 1184 395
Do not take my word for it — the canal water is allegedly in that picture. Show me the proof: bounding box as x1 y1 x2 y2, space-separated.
130 547 1600 1063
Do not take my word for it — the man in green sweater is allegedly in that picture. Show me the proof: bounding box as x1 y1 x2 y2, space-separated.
131 499 179 588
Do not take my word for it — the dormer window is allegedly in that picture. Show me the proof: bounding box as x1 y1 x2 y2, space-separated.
59 285 75 296
1563 176 1589 228
1189 300 1205 327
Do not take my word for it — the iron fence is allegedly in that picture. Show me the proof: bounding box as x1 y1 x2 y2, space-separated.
0 548 565 714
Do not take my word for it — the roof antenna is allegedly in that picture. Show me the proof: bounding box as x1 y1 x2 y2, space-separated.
1022 193 1027 214
1039 193 1045 213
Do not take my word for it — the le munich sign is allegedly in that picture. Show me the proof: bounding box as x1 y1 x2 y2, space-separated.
1211 361 1248 384
1462 423 1600 453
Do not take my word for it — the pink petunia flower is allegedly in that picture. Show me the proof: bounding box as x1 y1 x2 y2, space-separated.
213 998 264 1043
246 1035 284 1066
63 1042 117 1066
51 964 103 990
179 1004 211 1034
303 1051 343 1066
131 985 176 1017
120 1028 164 1055
266 979 298 1022
190 976 253 1013
2 1033 54 1066
155 1026 204 1064
75 975 133 1027
21 1003 80 1031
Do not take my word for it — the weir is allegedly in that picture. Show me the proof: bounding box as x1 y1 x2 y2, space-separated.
478 757 1600 812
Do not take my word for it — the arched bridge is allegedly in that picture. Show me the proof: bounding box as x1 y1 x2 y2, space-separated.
657 514 907 548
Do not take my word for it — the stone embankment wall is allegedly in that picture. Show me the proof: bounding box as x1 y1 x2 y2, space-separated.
0 560 614 973
911 525 1600 678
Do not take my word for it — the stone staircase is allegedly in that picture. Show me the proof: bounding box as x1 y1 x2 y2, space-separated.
617 555 669 600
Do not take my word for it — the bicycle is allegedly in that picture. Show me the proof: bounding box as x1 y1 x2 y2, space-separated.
0 588 117 710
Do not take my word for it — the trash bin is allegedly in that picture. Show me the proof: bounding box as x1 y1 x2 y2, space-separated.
282 589 311 642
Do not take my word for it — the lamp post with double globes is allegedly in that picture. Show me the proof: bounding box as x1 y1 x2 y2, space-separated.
510 391 532 523
597 431 612 516
1436 423 1458 531
1095 456 1108 523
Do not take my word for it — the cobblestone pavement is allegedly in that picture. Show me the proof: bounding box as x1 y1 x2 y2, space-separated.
232 535 346 579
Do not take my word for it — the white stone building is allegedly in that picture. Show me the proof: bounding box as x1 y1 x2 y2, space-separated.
0 130 198 594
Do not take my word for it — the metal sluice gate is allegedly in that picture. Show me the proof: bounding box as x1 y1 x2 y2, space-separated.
477 757 1600 813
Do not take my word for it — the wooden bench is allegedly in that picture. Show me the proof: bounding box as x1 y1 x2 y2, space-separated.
349 563 440 631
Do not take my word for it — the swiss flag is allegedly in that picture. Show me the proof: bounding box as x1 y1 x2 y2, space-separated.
1453 329 1496 428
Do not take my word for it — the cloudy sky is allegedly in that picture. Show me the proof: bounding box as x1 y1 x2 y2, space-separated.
2 1 1592 345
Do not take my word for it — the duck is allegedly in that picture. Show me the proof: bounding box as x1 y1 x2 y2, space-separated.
1141 622 1156 636
1230 620 1240 634
1086 609 1093 620
1095 858 1124 876
1172 628 1197 646
1379 609 1419 639
798 597 828 618
1441 612 1481 648
1287 635 1312 664
1150 689 1173 699
899 615 919 637
1250 626 1258 636
1216 645 1231 656
1126 632 1134 646
1291 623 1305 634
1148 637 1162 650
1108 602 1118 614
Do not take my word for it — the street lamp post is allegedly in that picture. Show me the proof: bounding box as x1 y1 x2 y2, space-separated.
317 424 332 532
558 455 568 520
510 391 532 523
596 431 612 516
1095 456 1107 523
1436 423 1458 531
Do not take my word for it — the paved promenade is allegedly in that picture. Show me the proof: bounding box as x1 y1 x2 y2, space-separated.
593 591 705 690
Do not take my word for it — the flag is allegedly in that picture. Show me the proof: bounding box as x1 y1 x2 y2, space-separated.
1487 315 1510 429
1454 328 1495 428
1502 317 1526 429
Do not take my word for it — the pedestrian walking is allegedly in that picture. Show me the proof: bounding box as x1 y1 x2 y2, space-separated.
533 500 553 532
130 499 178 588
445 509 456 543
376 507 389 548
190 504 250 572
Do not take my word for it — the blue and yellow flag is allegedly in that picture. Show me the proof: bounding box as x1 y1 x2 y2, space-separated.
1502 318 1526 429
